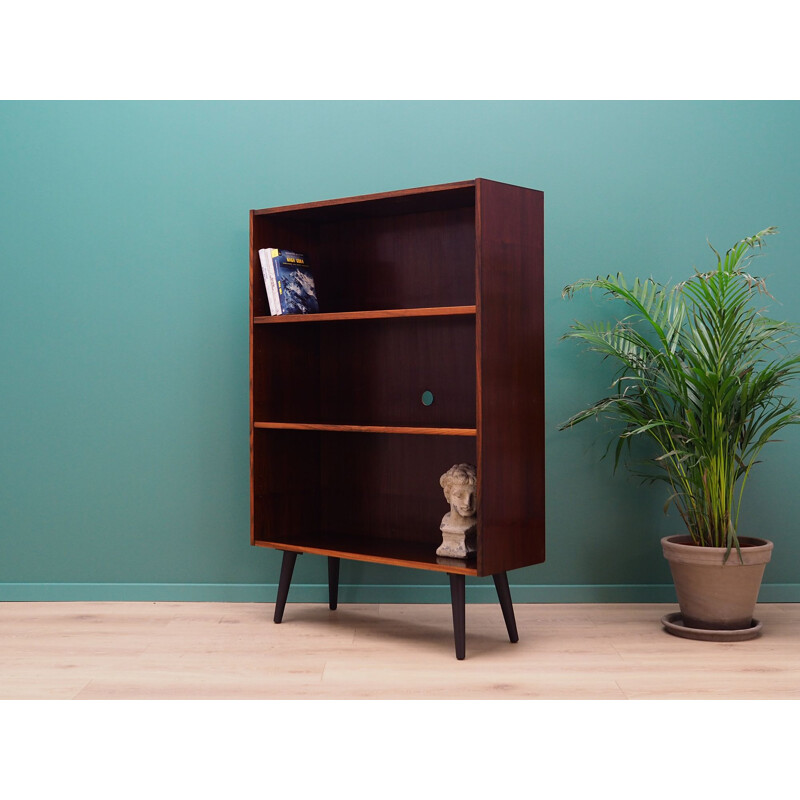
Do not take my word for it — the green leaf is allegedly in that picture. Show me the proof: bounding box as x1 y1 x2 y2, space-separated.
559 227 799 546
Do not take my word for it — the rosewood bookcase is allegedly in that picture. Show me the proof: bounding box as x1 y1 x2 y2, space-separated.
249 179 545 659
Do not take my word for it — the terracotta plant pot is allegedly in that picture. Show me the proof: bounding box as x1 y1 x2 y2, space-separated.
661 535 773 631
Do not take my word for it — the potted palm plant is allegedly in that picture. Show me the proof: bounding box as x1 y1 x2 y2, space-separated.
560 228 800 640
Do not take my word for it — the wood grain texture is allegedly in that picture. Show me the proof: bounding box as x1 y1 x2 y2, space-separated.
252 180 475 221
317 432 476 548
253 312 475 429
252 323 320 424
254 423 476 436
254 535 478 575
314 205 475 312
317 315 475 429
250 211 256 545
476 179 545 576
252 428 321 545
3 602 798 699
253 431 476 566
254 305 476 324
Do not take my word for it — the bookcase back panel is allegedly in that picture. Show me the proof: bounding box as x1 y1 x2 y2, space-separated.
253 430 477 560
319 316 475 428
315 207 475 312
251 428 321 544
253 316 476 429
252 324 320 423
319 432 477 546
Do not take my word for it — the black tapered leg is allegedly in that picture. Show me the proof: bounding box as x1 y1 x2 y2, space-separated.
492 571 519 643
328 556 340 610
449 573 466 660
274 550 298 623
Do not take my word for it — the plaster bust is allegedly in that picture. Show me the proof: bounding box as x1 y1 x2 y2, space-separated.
436 463 477 559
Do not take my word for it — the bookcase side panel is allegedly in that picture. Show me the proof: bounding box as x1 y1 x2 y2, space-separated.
250 211 257 543
476 180 545 576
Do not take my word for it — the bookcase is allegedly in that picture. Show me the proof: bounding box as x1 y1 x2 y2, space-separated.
250 179 545 659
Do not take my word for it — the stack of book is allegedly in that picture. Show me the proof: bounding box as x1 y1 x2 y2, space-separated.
258 248 320 315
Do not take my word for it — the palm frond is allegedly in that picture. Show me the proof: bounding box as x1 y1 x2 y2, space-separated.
560 227 799 548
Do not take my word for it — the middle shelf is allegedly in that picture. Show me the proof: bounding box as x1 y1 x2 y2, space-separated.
253 312 476 430
254 305 476 324
254 422 476 436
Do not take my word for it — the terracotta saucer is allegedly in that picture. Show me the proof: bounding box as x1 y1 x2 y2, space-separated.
660 612 762 642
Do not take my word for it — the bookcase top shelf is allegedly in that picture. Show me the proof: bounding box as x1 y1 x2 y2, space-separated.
251 180 478 222
253 305 476 324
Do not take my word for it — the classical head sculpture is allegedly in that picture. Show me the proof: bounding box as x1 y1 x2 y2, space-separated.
436 463 477 559
440 463 477 523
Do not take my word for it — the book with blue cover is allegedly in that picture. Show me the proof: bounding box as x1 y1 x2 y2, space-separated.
261 248 319 315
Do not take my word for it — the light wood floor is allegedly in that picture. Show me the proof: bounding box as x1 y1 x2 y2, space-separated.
1 601 799 699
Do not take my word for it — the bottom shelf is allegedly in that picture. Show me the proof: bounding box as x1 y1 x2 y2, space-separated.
254 533 478 576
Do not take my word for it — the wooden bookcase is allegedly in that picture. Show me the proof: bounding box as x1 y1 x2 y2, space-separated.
250 179 545 658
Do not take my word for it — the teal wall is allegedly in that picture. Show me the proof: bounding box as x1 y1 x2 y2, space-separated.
2 101 799 602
